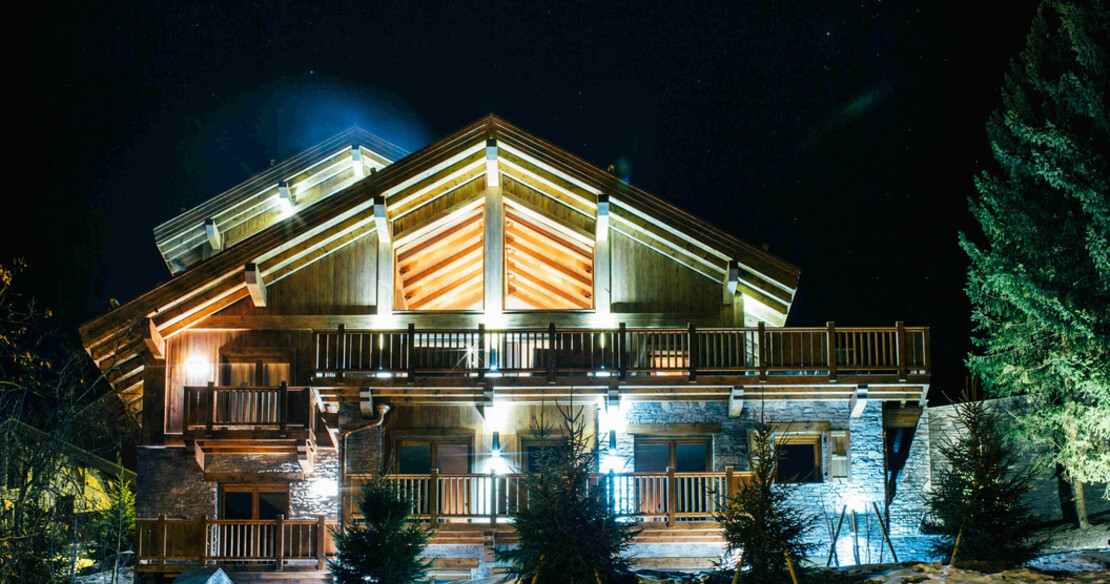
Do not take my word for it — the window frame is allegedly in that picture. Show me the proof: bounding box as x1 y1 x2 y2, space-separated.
219 483 290 520
218 347 294 387
393 438 473 474
632 436 712 473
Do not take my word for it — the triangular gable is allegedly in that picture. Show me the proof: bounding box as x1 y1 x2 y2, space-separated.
80 115 800 416
154 127 408 275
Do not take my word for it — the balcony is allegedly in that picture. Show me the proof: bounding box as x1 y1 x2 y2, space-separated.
182 383 333 472
348 469 752 527
312 324 930 404
135 515 337 572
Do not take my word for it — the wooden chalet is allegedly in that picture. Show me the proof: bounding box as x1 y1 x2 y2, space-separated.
81 115 930 582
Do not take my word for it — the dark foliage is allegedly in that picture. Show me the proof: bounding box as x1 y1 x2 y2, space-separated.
329 471 433 584
494 406 639 584
716 415 816 584
927 398 1043 566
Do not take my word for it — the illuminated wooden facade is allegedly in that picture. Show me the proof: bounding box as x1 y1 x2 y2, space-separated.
81 115 930 581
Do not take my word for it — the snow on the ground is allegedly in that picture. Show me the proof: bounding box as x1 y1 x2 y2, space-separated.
1040 522 1110 554
1029 550 1110 573
866 560 1109 584
74 567 134 584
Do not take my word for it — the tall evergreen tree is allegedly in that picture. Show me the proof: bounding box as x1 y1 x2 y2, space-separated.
494 406 639 584
716 416 815 584
959 0 1110 527
329 472 433 584
928 398 1043 566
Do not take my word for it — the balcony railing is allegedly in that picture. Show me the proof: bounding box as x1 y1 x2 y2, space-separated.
135 515 337 570
314 323 929 381
349 468 751 526
183 383 318 434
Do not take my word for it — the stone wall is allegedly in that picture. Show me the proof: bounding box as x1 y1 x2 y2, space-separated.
136 446 216 518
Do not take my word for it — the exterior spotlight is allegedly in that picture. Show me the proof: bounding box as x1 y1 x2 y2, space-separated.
492 431 501 453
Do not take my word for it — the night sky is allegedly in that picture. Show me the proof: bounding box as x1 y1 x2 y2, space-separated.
10 1 1042 398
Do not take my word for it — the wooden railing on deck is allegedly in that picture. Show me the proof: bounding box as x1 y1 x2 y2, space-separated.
183 383 318 433
349 468 750 526
314 323 929 380
136 515 337 570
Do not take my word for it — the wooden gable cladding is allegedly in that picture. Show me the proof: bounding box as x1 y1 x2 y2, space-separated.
154 128 407 274
504 203 594 310
395 203 485 310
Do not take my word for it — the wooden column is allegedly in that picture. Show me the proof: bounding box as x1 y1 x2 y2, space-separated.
688 323 698 382
827 321 838 382
484 172 504 316
724 260 743 327
429 467 439 524
757 322 767 382
895 321 907 381
142 352 166 445
666 466 677 527
316 514 327 569
374 197 394 317
617 322 628 381
594 194 611 314
274 514 284 570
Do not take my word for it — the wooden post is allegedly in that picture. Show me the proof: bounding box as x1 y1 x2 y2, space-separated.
158 513 166 567
757 322 767 382
725 466 736 500
429 467 439 523
666 466 676 527
336 324 346 380
827 321 838 382
407 323 416 380
688 323 698 382
489 473 498 525
923 327 932 376
207 382 216 432
279 381 288 435
618 322 627 381
275 514 284 571
316 514 327 569
896 321 907 381
872 502 898 562
547 323 557 383
199 514 208 566
478 324 486 380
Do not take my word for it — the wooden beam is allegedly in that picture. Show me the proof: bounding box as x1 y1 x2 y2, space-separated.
244 263 267 308
204 219 223 252
375 196 395 316
142 318 164 360
728 387 744 418
626 423 721 435
484 181 503 315
373 196 390 244
278 181 295 214
595 194 610 314
486 138 499 189
351 146 365 179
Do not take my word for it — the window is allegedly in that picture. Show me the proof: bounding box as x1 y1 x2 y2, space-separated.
221 484 289 520
633 438 710 472
778 441 820 483
219 350 291 387
520 438 567 472
395 440 471 474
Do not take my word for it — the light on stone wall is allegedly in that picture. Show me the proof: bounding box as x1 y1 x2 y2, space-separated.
486 402 509 434
598 400 627 434
310 477 338 499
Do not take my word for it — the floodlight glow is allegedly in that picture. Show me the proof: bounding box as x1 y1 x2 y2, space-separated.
600 452 626 474
185 356 209 378
486 402 509 433
310 477 338 498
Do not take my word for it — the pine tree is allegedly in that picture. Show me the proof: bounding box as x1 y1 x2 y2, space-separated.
958 0 1110 527
329 472 433 584
716 416 815 584
494 406 639 584
928 398 1043 566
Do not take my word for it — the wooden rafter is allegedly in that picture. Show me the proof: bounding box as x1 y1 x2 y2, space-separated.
396 205 485 311
504 206 593 310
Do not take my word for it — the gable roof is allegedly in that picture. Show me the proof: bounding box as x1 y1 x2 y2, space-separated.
79 114 800 419
154 127 408 274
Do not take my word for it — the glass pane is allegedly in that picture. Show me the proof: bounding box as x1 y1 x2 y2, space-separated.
262 363 290 386
676 443 708 472
223 491 254 519
227 363 255 386
436 444 470 474
398 444 432 474
258 491 288 519
779 443 819 483
634 442 670 472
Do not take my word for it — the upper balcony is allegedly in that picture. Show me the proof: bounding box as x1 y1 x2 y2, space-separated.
182 383 334 472
310 323 930 405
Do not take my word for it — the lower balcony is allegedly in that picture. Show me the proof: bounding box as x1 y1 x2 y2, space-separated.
135 515 338 574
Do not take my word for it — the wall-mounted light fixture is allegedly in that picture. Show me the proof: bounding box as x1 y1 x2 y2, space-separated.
492 431 501 453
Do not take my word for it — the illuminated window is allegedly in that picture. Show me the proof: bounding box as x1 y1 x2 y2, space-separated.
221 484 289 520
633 438 710 472
395 206 484 311
504 205 593 310
219 350 292 387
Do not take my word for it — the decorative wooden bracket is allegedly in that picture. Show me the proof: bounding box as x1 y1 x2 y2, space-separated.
204 219 223 252
142 318 164 359
850 386 868 418
728 387 745 418
359 387 374 418
485 138 499 189
245 263 267 307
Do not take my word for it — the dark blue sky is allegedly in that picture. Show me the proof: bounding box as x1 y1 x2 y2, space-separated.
11 0 1041 396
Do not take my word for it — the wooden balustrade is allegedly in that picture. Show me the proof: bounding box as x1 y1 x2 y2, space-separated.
183 383 317 432
136 515 336 570
314 324 929 380
347 470 750 523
